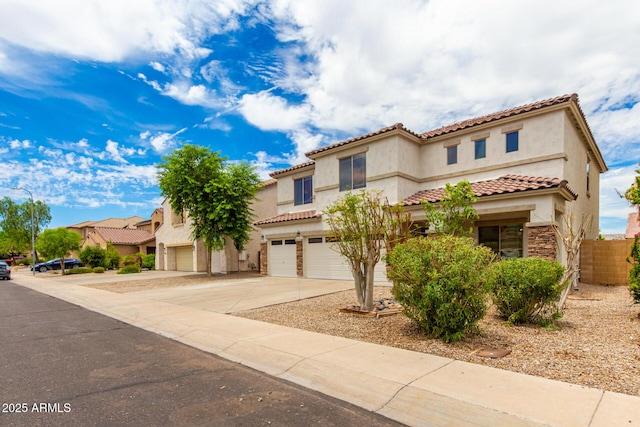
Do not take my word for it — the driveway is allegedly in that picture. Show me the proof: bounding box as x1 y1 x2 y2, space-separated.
126 276 357 313
14 268 359 313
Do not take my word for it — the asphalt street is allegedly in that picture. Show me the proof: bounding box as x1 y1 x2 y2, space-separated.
0 280 403 427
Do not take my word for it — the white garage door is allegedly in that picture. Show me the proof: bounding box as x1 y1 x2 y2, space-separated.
305 237 389 282
269 239 297 277
175 246 194 271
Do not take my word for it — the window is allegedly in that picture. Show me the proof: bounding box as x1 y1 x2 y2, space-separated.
171 209 184 226
308 237 323 244
474 139 486 159
294 176 313 205
506 131 518 153
478 224 523 258
339 153 366 191
447 145 457 165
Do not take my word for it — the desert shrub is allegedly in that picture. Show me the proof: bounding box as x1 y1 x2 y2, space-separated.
122 252 144 268
105 243 121 270
93 267 105 274
65 267 93 275
487 257 565 325
387 235 495 343
79 246 107 268
117 264 140 274
142 254 155 270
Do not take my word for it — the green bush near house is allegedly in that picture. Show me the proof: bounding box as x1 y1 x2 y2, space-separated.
386 235 495 343
93 267 105 274
105 242 121 270
79 246 107 268
142 254 155 270
117 264 140 274
487 257 565 325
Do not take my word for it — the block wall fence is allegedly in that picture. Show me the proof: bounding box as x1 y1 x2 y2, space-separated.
580 239 634 286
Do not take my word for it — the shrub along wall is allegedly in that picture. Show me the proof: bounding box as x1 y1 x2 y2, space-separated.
580 239 633 286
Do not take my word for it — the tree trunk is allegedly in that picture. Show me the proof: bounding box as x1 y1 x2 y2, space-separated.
362 261 376 311
206 246 212 276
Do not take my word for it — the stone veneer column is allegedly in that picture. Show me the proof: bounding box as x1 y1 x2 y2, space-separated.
296 237 303 277
527 225 557 261
259 242 268 275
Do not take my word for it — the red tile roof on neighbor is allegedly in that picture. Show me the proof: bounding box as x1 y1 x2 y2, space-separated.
403 175 577 206
254 210 321 226
93 227 155 245
626 212 640 239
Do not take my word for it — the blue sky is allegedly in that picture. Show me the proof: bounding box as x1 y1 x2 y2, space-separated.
0 0 638 233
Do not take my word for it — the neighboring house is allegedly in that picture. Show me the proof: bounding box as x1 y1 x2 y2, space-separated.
81 227 156 256
254 94 607 280
67 216 147 240
155 179 278 273
626 212 640 239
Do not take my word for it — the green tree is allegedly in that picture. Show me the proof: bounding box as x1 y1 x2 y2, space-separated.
422 180 478 236
323 189 412 311
105 242 121 270
35 228 81 275
157 144 261 274
0 197 51 259
622 163 640 212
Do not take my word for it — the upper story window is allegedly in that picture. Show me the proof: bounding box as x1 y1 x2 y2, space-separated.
294 176 313 205
339 152 366 191
474 139 486 159
171 208 184 226
447 145 457 165
506 131 519 153
586 157 591 194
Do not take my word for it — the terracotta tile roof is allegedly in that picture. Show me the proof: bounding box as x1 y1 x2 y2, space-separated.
260 178 278 187
626 212 640 239
420 94 578 139
403 175 577 206
93 227 155 245
254 210 320 226
305 123 422 158
269 161 315 178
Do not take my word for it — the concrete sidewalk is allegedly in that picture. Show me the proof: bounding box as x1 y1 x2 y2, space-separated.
11 271 640 426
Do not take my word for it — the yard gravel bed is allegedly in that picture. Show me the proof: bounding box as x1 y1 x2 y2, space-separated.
235 283 640 397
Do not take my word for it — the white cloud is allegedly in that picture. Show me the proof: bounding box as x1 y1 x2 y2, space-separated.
9 138 30 149
149 61 166 73
105 139 127 163
239 91 311 131
599 165 638 233
0 0 252 62
140 127 187 153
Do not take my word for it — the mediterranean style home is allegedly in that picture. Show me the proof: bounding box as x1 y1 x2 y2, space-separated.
254 94 607 280
154 179 277 273
69 214 161 257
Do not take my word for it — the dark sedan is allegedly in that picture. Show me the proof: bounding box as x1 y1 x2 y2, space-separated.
0 260 10 280
31 258 82 273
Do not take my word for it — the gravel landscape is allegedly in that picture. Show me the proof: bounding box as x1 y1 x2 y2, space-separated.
87 273 640 397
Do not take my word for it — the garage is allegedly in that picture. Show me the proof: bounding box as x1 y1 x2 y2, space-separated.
268 239 297 277
175 246 194 271
304 237 389 282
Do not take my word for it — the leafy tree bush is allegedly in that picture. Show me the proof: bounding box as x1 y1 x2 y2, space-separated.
105 242 121 270
117 264 140 274
487 257 565 325
387 235 495 342
93 267 105 274
35 228 81 275
122 253 144 267
422 180 478 236
142 254 155 270
79 246 107 268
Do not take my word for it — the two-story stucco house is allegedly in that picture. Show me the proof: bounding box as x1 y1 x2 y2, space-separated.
254 94 607 280
155 179 278 273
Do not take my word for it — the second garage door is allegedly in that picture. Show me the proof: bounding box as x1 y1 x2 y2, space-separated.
305 237 389 282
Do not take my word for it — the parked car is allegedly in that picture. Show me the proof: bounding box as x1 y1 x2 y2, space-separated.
0 260 10 280
31 258 82 273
